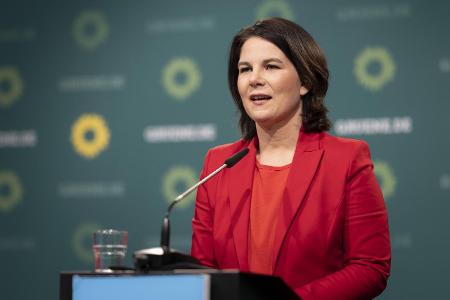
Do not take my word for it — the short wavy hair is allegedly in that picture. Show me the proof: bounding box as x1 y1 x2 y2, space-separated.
228 17 331 139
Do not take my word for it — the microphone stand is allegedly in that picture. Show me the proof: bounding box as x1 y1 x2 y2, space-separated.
134 148 248 272
160 164 227 251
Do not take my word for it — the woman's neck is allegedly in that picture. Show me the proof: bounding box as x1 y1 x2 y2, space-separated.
255 119 301 166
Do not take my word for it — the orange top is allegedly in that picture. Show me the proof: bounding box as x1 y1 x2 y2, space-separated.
248 160 291 275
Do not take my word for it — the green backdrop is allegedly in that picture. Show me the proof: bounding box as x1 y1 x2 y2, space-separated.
1 0 449 299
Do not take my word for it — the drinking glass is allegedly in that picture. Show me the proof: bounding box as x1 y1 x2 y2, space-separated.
92 229 128 272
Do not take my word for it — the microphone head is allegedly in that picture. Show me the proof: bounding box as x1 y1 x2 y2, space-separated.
224 148 249 168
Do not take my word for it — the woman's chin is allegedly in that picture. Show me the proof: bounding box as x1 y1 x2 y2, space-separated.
253 118 280 130
251 115 274 126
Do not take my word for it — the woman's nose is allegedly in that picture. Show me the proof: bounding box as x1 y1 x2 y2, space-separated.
249 69 265 87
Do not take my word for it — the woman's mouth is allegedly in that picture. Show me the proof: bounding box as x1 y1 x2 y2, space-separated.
250 94 272 101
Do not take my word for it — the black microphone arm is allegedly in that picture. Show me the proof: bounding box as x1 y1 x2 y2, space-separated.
161 147 249 250
134 147 249 271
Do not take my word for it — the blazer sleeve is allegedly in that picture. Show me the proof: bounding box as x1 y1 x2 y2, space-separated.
191 150 217 267
297 141 391 300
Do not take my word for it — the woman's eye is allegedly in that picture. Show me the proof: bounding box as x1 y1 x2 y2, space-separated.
266 64 279 70
239 67 251 73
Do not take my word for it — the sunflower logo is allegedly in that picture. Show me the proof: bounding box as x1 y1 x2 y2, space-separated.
374 160 397 200
73 10 109 51
0 171 23 213
354 47 396 92
162 58 202 101
162 166 198 207
256 0 294 21
71 113 110 159
0 67 24 108
72 223 101 263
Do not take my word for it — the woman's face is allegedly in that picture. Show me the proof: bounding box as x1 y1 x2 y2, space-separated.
237 37 308 130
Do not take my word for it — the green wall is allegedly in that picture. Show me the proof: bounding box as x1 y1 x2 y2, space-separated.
1 0 449 299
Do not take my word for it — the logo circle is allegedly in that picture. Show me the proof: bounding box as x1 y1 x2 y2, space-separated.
162 166 198 207
256 0 294 20
0 171 23 213
71 113 111 159
73 11 109 51
162 58 202 100
72 223 101 263
374 160 397 200
354 47 396 92
0 67 24 108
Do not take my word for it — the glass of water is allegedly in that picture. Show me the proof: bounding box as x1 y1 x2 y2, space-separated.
92 229 128 272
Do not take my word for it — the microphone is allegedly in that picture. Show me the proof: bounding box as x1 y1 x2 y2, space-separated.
134 148 249 271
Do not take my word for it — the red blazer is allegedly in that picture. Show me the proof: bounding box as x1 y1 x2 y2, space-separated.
191 131 391 300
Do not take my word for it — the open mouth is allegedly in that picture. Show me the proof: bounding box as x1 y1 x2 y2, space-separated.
250 94 272 101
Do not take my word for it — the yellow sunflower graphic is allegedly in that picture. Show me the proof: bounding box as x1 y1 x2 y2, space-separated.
0 170 23 213
256 0 294 20
72 223 101 263
0 67 24 108
71 113 110 159
73 10 109 51
162 58 202 101
162 165 198 208
374 160 397 200
354 47 396 92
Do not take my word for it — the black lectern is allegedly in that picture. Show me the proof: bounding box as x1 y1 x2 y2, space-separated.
60 270 299 300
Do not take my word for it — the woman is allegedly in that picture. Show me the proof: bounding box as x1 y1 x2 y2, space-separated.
191 18 390 300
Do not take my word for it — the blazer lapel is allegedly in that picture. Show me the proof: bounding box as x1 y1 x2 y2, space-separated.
273 131 324 271
227 139 257 271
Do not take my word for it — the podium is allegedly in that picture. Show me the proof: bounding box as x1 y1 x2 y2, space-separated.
60 270 299 300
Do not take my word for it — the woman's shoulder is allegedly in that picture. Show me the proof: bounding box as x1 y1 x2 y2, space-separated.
207 138 249 158
321 132 369 150
201 138 250 168
320 132 371 160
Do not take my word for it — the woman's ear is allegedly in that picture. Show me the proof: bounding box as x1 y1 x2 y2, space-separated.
300 85 309 96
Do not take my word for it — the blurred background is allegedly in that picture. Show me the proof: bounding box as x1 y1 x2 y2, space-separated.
1 0 449 299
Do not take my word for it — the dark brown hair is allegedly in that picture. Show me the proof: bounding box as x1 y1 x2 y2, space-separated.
228 17 331 139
